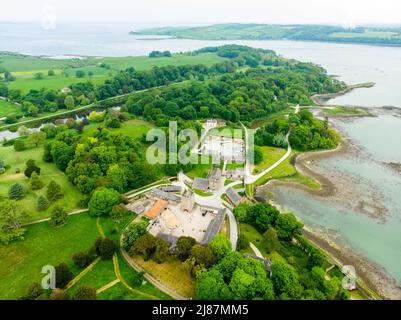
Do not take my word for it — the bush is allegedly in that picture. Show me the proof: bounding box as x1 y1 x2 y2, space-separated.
236 234 250 251
8 183 25 200
98 238 117 260
74 285 96 300
24 159 41 178
72 252 91 268
36 195 50 211
14 139 26 151
46 180 63 202
24 282 44 300
50 206 68 226
55 263 73 288
30 171 44 190
49 288 68 300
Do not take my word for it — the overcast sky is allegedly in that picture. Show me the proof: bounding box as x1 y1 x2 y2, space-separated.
1 0 401 26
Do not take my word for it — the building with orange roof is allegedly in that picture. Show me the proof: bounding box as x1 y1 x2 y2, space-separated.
146 199 168 220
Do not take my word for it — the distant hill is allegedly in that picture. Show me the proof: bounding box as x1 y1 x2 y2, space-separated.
133 23 401 46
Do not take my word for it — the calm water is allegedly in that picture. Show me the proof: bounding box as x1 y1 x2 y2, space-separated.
271 115 401 286
1 22 401 107
2 22 401 290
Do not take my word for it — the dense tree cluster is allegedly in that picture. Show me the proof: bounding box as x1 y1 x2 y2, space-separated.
256 109 340 151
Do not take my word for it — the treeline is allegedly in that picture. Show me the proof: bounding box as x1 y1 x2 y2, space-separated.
1 45 345 124
122 63 344 123
255 109 340 151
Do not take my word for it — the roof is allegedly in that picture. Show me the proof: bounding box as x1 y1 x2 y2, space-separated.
243 254 272 272
201 208 226 245
193 177 209 191
159 185 182 193
151 188 180 202
208 168 222 181
146 199 168 220
226 187 242 206
126 203 146 214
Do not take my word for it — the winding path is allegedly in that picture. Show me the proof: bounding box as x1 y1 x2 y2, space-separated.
241 122 292 185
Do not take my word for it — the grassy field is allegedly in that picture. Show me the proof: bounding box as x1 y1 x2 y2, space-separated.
132 255 196 299
80 118 154 139
239 223 286 263
253 146 286 174
0 99 23 118
321 106 365 116
255 151 297 186
2 52 226 93
0 213 99 299
0 145 83 221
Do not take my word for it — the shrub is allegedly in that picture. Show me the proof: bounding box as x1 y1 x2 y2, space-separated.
72 252 91 268
49 289 68 300
24 282 44 300
98 238 117 260
50 206 68 226
8 183 25 200
30 171 44 190
74 285 96 300
14 139 26 151
55 263 73 288
46 180 63 202
36 195 49 211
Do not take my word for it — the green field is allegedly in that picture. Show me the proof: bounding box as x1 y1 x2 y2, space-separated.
80 118 154 139
253 146 286 174
0 99 23 118
1 52 227 93
0 213 99 299
0 145 83 221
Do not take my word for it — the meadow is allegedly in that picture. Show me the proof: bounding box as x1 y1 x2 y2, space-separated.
1 52 227 94
0 99 22 118
0 145 84 221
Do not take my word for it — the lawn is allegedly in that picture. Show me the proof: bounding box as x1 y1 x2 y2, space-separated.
0 145 84 221
0 213 99 299
81 118 154 139
239 223 286 263
132 255 196 299
253 146 286 174
0 99 23 118
255 151 297 186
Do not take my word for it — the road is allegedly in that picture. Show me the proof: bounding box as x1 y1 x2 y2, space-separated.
241 122 292 185
250 242 264 258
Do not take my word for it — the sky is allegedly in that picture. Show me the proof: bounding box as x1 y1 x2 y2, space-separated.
1 0 401 27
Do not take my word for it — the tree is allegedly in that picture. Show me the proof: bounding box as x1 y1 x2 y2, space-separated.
153 239 170 263
50 205 68 226
8 183 25 200
24 282 44 300
229 268 256 300
48 69 55 76
26 131 46 147
247 203 279 231
208 234 232 260
73 252 91 268
190 245 216 268
275 213 303 241
49 289 68 300
121 222 148 250
253 146 263 165
74 285 96 300
75 70 86 78
175 236 196 261
196 269 228 300
130 271 145 287
110 204 129 223
14 139 26 151
30 171 44 190
236 234 250 251
131 234 157 261
34 72 44 80
55 262 73 288
24 159 41 178
233 203 249 222
98 238 116 260
46 180 63 202
0 199 27 244
64 95 75 110
262 227 280 253
88 187 120 217
271 261 303 299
